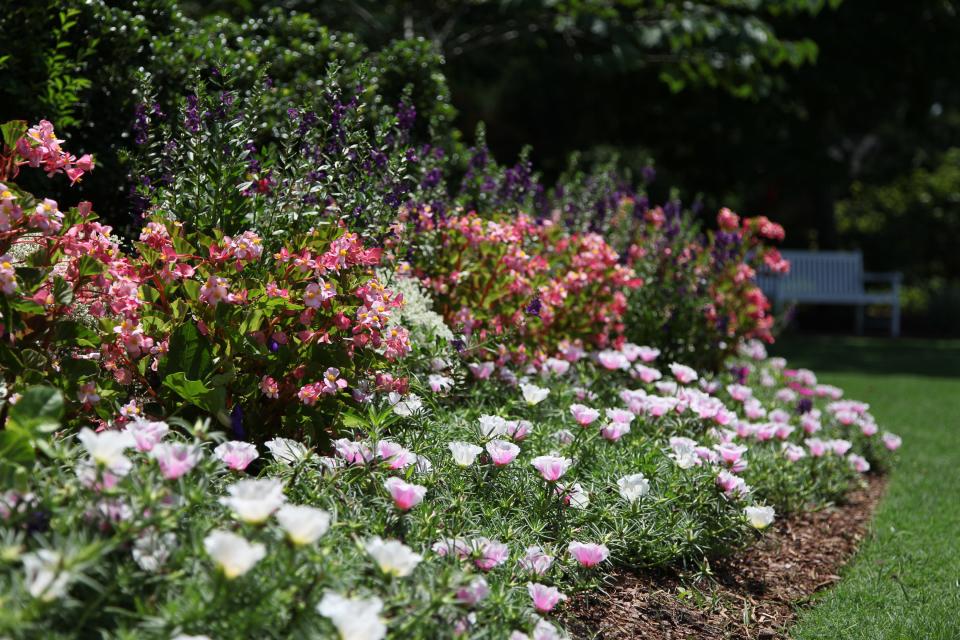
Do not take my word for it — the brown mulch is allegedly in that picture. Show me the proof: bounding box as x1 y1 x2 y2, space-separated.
565 476 887 639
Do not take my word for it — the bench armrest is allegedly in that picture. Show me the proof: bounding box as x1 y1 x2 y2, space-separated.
863 271 903 285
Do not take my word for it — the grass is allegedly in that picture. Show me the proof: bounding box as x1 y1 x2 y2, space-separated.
774 336 960 640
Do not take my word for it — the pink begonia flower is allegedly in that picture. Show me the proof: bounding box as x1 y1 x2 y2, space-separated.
473 538 510 571
527 583 566 613
849 454 871 473
214 441 259 471
376 440 417 469
806 438 828 457
597 350 629 370
600 422 631 442
199 275 231 306
151 443 200 479
637 346 660 362
568 541 609 567
486 440 520 466
320 367 349 395
519 545 554 575
531 455 572 482
77 381 100 405
124 418 169 453
634 364 662 383
302 279 336 308
668 362 698 384
297 383 322 406
605 408 634 425
334 438 373 465
882 432 902 451
468 362 495 379
456 576 490 606
384 477 426 511
569 404 600 426
830 439 853 456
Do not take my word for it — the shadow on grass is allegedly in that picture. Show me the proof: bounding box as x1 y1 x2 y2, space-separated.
772 334 960 378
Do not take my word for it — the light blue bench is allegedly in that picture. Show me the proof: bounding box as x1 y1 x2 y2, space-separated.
757 250 902 337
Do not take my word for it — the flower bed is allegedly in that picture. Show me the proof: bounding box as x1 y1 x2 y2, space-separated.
0 121 901 640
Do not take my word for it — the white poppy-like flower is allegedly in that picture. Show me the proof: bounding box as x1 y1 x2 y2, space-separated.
448 441 483 467
617 473 650 503
275 504 331 545
77 427 136 474
264 437 310 465
220 478 286 524
22 549 72 601
317 590 387 640
520 383 550 405
392 394 424 417
132 529 176 572
365 536 423 577
744 505 776 529
203 530 266 579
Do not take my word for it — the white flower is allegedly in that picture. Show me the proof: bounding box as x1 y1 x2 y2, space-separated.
203 530 266 579
264 437 310 465
365 536 423 577
448 441 483 467
744 505 776 529
617 473 651 502
22 549 72 601
220 478 286 524
132 530 176 572
566 483 590 509
317 591 387 640
392 394 424 417
520 383 550 405
275 504 331 545
77 427 136 474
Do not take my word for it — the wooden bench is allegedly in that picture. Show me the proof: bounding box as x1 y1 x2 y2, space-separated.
757 250 902 337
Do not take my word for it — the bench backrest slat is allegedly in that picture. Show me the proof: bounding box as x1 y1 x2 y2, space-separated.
757 250 865 300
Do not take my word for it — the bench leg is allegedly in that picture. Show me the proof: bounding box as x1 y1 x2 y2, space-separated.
855 305 865 335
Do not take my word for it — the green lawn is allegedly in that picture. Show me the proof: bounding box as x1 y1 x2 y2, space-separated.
774 337 960 640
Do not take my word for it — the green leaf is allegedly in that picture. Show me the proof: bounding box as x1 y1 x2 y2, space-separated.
0 120 27 150
162 322 213 381
162 372 225 415
7 385 64 436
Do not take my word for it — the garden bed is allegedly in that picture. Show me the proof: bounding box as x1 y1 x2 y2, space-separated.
566 475 887 639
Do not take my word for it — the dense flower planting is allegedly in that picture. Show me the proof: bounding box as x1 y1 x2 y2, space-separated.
0 122 900 639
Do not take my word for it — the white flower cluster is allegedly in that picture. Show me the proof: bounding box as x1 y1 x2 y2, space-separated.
380 270 454 343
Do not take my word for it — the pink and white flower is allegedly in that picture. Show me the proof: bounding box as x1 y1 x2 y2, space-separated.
214 441 259 471
527 583 566 613
486 440 520 466
531 455 572 482
568 541 609 567
384 477 426 511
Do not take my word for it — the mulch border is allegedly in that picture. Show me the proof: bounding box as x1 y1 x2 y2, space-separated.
565 475 888 639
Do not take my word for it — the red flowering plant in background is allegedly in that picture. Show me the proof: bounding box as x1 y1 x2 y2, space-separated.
624 203 787 372
395 209 641 366
0 120 409 450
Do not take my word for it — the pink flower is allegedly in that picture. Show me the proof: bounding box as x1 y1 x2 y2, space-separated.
473 538 510 571
597 350 629 370
377 440 417 469
486 440 520 466
569 404 599 426
456 576 490 606
882 432 902 451
782 443 806 462
568 541 609 567
77 381 100 405
199 275 230 306
600 422 631 442
297 383 322 405
214 441 259 471
849 454 870 473
830 439 853 456
519 545 554 575
384 477 426 511
151 443 200 479
716 470 749 497
335 438 373 465
531 455 572 482
303 280 336 308
668 362 698 384
634 364 662 383
125 418 169 452
527 583 566 613
605 408 634 425
637 346 660 362
432 537 469 559
260 376 279 399
320 367 349 395
806 438 828 457
468 362 495 379
715 443 747 466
